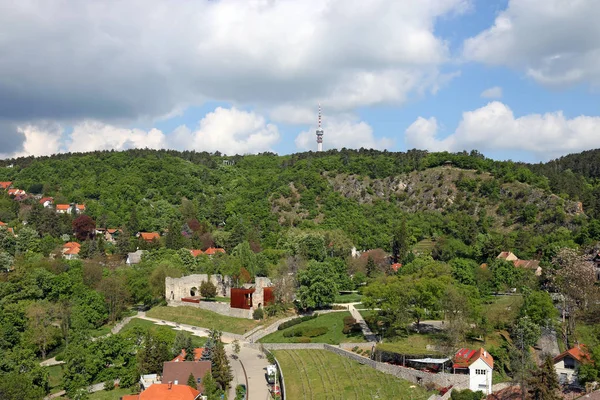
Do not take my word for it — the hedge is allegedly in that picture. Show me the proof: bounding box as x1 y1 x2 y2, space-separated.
277 315 318 331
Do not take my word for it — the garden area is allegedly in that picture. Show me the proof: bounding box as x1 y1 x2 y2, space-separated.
260 312 365 344
146 306 264 335
120 318 208 347
273 349 433 400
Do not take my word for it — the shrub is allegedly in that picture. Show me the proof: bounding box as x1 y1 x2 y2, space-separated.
54 353 64 362
200 280 217 298
303 327 328 337
295 337 311 343
343 316 356 325
253 308 264 320
357 349 363 354
277 315 317 330
283 328 304 338
352 346 359 352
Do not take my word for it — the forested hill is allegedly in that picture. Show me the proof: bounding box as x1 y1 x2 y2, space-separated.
1 148 600 262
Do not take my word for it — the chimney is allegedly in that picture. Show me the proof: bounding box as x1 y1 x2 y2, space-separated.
168 381 172 389
483 350 487 357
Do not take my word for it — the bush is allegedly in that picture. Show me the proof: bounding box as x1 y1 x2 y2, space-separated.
54 353 64 362
451 389 485 400
295 337 311 343
277 315 317 330
303 327 328 337
342 316 362 334
253 308 264 320
352 346 359 352
200 280 217 298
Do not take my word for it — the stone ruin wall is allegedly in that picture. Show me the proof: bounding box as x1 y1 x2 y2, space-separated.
165 274 233 302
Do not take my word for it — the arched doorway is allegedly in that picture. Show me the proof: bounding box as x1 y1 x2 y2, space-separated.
190 287 198 297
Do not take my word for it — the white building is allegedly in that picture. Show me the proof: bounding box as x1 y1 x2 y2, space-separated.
453 348 494 395
554 345 591 385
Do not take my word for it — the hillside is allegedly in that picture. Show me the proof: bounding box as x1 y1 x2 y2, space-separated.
0 148 597 260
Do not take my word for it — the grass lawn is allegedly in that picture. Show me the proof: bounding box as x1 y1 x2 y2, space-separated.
274 349 433 400
146 306 264 335
260 312 365 344
46 364 64 394
377 334 441 355
575 324 599 347
88 388 138 399
483 295 523 328
334 293 363 303
120 318 207 347
201 296 230 303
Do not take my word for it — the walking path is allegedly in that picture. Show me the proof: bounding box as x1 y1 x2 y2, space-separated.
344 302 378 342
40 357 64 367
224 343 271 400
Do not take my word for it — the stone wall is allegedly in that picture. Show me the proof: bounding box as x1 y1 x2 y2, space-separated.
168 300 252 320
166 274 233 301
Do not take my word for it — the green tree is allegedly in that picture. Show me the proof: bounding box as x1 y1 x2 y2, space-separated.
137 332 170 374
201 371 220 400
200 280 217 299
527 355 561 400
297 261 338 309
187 372 198 390
391 218 409 264
365 255 377 278
520 290 558 327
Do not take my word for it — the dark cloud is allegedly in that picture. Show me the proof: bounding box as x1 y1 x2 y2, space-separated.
0 122 25 157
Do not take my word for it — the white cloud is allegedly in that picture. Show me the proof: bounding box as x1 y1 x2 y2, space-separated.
0 123 63 158
463 0 600 87
295 116 393 151
480 86 503 99
270 105 316 125
170 107 280 155
67 122 167 153
405 101 600 159
0 0 466 124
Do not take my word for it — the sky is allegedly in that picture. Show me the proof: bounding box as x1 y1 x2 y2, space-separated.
1 0 600 163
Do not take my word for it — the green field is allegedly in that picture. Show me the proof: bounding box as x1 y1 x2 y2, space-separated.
260 312 365 344
412 239 435 255
121 318 207 347
483 295 523 328
46 364 64 394
377 335 440 355
274 349 432 400
146 306 263 335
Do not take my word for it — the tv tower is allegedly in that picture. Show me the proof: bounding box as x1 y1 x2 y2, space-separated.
316 104 324 152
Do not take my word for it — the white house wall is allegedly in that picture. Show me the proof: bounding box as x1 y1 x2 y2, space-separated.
468 358 493 394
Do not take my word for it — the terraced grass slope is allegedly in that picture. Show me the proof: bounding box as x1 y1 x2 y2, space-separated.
273 349 432 400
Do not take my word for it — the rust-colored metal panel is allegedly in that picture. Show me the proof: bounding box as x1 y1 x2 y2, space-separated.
263 287 275 306
230 288 255 309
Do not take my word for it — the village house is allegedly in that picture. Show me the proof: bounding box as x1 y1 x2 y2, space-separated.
7 188 26 197
203 247 226 256
62 242 81 260
95 228 122 243
121 383 201 400
0 182 12 190
138 232 160 242
39 197 54 208
189 249 204 257
554 345 591 385
390 263 402 272
171 348 204 363
453 348 494 395
162 360 211 393
497 251 543 276
0 222 14 235
56 203 86 215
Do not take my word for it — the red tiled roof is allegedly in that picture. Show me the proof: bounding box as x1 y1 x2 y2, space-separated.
56 204 70 211
140 232 160 242
0 182 12 189
190 249 204 257
204 247 225 255
138 383 200 400
453 347 494 369
121 395 139 400
391 263 402 272
63 242 81 248
63 242 81 255
513 259 540 270
39 197 53 204
162 362 211 395
0 221 5 226
107 229 121 234
171 348 204 362
554 345 591 365
76 204 86 210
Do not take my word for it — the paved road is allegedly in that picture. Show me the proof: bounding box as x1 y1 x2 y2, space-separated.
226 343 272 400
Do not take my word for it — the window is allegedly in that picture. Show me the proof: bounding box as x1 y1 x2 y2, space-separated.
475 369 486 375
197 377 202 383
478 384 487 389
564 357 576 370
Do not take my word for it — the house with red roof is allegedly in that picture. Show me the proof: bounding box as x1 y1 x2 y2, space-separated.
189 249 204 257
139 232 161 242
554 345 591 385
162 361 211 394
56 203 86 215
203 247 225 256
39 197 54 208
497 251 542 276
453 348 494 395
0 182 12 190
390 263 402 272
120 382 201 400
7 188 26 197
171 348 204 363
62 242 81 260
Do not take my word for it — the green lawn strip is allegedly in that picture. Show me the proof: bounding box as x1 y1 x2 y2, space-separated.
260 312 364 344
146 306 260 335
87 388 138 399
46 364 64 394
313 348 344 399
284 350 309 400
377 334 441 355
306 348 334 399
121 318 207 348
337 354 361 399
290 350 314 399
334 293 362 303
